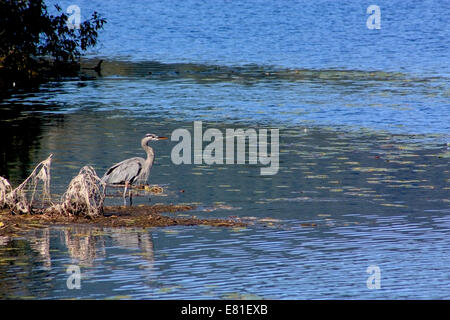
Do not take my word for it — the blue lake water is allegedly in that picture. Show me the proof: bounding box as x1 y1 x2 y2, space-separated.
0 0 449 299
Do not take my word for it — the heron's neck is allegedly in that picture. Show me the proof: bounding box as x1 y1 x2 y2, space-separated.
142 143 155 166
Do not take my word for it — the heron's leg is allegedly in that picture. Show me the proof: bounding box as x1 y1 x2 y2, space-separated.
129 186 133 207
123 182 129 206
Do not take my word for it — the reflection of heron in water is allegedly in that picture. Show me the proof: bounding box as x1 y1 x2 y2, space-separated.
102 134 168 206
111 230 154 261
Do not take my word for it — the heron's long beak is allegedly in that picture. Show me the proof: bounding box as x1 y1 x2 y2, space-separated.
158 136 168 140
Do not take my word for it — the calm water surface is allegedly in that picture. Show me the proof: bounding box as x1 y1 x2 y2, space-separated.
0 0 449 299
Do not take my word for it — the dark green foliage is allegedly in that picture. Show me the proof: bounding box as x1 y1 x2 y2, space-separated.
0 0 106 81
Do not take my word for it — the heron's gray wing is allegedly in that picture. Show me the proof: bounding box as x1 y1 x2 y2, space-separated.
102 157 143 184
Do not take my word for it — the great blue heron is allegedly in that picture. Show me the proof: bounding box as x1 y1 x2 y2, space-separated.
102 133 168 206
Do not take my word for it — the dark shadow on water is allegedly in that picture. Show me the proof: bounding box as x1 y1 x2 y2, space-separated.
0 102 64 183
82 58 436 86
0 104 42 181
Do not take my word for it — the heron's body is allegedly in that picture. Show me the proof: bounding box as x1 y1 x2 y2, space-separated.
102 134 166 205
103 156 151 185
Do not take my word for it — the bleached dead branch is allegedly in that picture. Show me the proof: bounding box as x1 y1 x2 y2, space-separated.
54 166 106 218
4 154 53 214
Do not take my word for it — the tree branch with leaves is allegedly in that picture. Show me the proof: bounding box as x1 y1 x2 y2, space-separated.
0 0 106 84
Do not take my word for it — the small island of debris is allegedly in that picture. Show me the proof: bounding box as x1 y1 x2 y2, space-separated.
0 204 246 237
0 155 246 237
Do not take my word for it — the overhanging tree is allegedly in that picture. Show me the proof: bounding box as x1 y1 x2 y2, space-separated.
0 0 106 81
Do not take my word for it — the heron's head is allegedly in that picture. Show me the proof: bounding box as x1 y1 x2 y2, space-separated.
143 133 168 142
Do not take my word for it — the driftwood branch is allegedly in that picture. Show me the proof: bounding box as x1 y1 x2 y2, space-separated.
1 155 106 217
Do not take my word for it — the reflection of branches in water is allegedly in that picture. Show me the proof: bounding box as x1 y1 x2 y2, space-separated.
62 226 106 266
13 226 155 268
2 225 155 268
28 228 51 269
0 236 8 246
61 227 155 270
0 226 156 298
